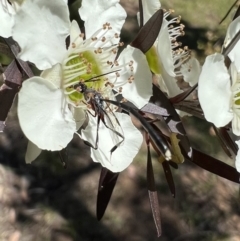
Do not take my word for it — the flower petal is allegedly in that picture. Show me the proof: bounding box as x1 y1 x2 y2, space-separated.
137 0 161 25
81 112 143 172
40 63 62 88
232 114 240 136
0 2 15 37
18 77 76 151
180 57 201 86
25 141 42 164
224 16 240 71
161 67 182 97
157 19 175 77
113 46 152 108
71 106 86 130
79 0 126 43
13 0 70 70
198 53 233 127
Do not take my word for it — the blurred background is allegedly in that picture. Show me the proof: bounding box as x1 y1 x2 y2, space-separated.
0 0 240 240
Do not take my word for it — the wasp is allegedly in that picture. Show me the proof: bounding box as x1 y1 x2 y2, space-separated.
72 81 125 155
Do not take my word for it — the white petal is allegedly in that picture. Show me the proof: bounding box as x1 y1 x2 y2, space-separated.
230 62 239 86
198 53 233 127
180 57 201 86
81 112 143 172
235 140 240 172
25 141 42 164
137 0 161 25
157 19 175 77
232 114 240 136
79 0 126 43
224 16 240 71
71 107 86 130
161 67 182 97
18 77 76 151
69 20 81 43
153 74 169 94
13 0 70 70
113 46 152 108
40 63 62 88
0 2 15 37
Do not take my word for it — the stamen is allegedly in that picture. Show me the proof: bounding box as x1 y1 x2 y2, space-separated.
162 9 191 77
62 24 133 108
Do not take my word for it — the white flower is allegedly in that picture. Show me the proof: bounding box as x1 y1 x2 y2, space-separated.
198 54 240 173
198 16 240 173
223 16 240 72
17 0 152 172
137 0 201 98
0 0 21 37
198 53 232 128
198 17 240 135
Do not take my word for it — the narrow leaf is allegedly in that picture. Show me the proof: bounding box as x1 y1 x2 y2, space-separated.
141 102 169 116
174 100 204 120
146 140 162 237
97 167 119 220
148 191 162 237
169 83 198 104
218 127 238 155
168 161 178 169
191 148 240 183
0 60 22 121
138 0 143 28
222 29 240 57
0 42 14 59
4 37 33 77
213 126 233 158
151 84 192 159
233 3 240 21
3 59 22 85
58 148 68 169
147 140 156 191
219 0 238 24
162 161 175 197
0 82 19 121
131 9 164 53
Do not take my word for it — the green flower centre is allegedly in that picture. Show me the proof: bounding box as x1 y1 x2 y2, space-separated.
63 50 105 106
234 92 240 106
